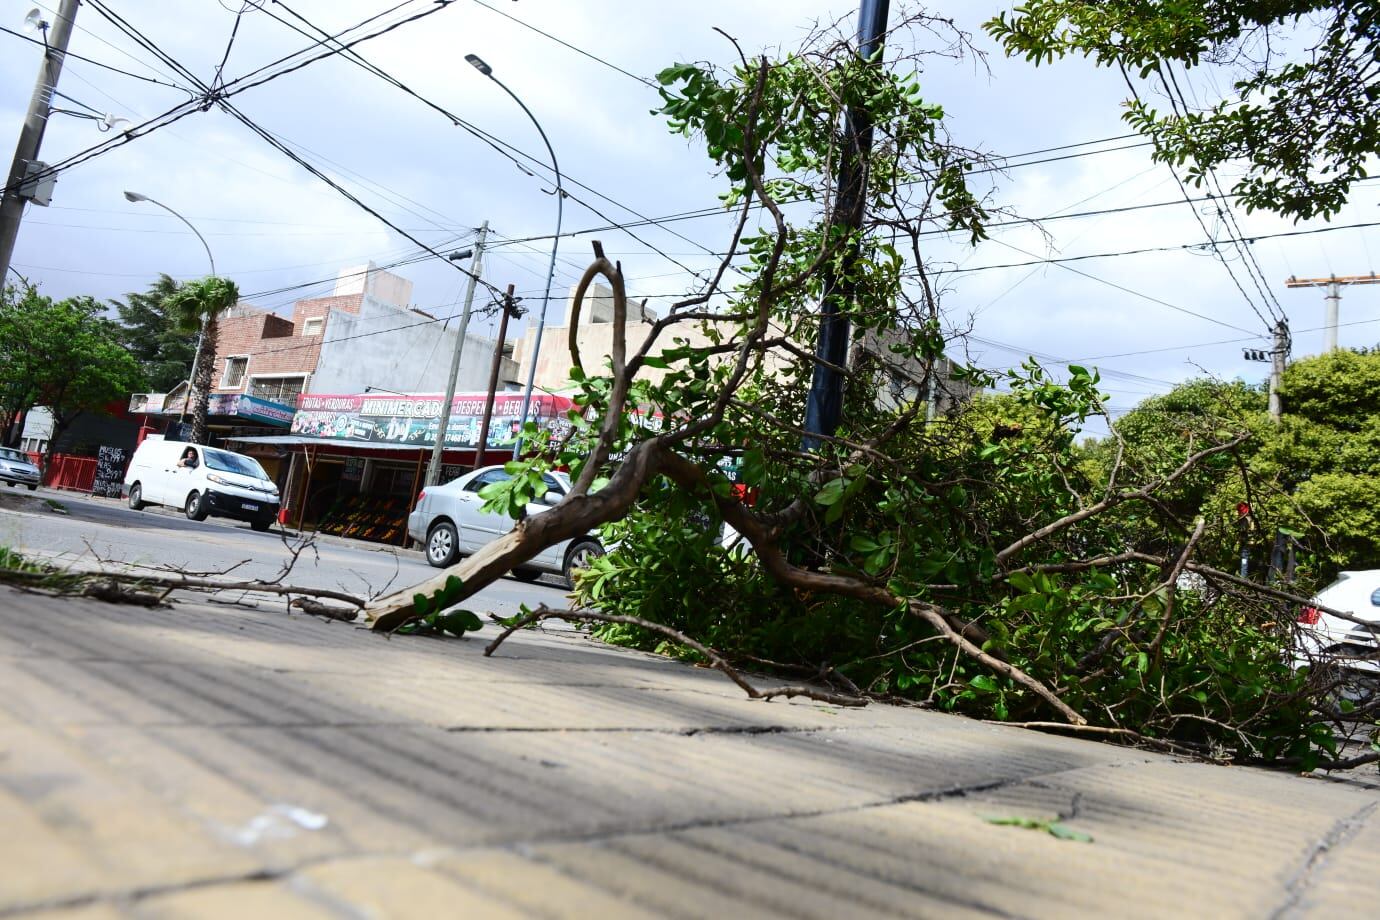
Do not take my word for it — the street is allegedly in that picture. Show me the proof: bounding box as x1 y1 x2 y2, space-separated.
0 486 572 620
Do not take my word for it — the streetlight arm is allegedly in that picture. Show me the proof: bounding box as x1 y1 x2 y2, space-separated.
125 193 216 276
479 70 564 460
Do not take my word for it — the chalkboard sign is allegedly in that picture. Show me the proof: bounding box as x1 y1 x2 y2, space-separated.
93 446 129 498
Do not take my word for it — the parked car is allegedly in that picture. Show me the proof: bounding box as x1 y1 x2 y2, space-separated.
123 436 280 531
1294 570 1380 687
408 465 604 587
0 447 40 490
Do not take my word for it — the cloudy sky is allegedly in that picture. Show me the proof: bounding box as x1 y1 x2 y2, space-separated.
3 0 1377 419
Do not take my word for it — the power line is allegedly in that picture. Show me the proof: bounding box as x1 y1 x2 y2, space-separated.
468 0 658 89
78 0 508 302
1121 67 1275 332
0 24 190 89
263 0 711 280
3 0 459 199
943 218 1380 277
1160 62 1287 323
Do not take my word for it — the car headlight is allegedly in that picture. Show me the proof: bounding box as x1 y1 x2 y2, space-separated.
207 473 232 486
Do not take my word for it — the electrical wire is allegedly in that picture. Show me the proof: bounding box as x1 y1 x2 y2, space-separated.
468 0 658 89
1161 62 1287 323
1121 66 1276 332
0 24 191 90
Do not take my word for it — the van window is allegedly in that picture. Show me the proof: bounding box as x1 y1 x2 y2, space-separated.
203 448 268 479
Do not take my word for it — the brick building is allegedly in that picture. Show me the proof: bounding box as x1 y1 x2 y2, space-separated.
210 263 411 406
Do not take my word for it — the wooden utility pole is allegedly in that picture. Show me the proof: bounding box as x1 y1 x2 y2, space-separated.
1284 273 1380 352
474 285 523 471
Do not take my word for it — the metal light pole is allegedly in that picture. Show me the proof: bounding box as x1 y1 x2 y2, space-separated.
424 223 488 487
123 191 216 425
463 54 564 460
0 0 81 284
802 0 891 448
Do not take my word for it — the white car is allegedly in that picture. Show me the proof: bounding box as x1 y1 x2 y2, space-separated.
408 465 604 587
1294 570 1380 680
123 436 280 531
0 447 40 490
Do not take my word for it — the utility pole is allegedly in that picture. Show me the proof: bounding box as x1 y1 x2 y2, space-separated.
474 284 524 471
802 0 891 448
425 221 487 487
1284 273 1380 353
1243 320 1290 423
0 0 80 284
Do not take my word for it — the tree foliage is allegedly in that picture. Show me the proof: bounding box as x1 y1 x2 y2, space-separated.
986 2 1380 219
115 274 198 393
161 276 240 445
365 9 1363 768
0 283 144 454
1092 351 1380 580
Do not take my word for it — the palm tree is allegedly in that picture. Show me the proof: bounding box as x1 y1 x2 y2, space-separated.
162 276 239 445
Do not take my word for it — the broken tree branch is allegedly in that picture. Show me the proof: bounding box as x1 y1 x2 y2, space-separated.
484 604 867 707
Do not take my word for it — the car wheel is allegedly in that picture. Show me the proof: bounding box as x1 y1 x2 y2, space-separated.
512 567 542 583
426 521 460 567
25 483 36 491
563 539 604 588
128 483 145 510
185 490 209 521
250 518 273 532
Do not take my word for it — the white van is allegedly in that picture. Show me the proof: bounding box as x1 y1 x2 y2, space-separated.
123 436 280 531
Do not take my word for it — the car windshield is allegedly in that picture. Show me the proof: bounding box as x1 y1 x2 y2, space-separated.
0 448 27 463
202 448 268 479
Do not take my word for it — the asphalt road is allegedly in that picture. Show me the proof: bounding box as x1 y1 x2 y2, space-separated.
0 486 572 620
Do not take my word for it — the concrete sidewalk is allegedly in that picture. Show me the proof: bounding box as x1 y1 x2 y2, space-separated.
0 589 1376 918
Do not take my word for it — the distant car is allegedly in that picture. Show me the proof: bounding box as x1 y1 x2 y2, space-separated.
1294 570 1380 688
408 465 604 587
0 447 40 490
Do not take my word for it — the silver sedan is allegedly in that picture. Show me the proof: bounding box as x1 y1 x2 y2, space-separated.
0 447 40 490
407 465 604 587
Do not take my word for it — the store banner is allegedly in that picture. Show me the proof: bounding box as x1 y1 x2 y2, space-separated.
290 392 576 449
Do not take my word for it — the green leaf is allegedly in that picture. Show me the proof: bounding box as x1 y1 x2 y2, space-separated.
814 477 848 506
1047 823 1094 843
437 609 484 635
413 593 431 616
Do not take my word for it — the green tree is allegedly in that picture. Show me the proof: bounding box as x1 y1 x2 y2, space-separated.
161 276 239 445
986 2 1380 219
1090 354 1380 580
0 284 145 456
115 274 198 393
1264 350 1380 575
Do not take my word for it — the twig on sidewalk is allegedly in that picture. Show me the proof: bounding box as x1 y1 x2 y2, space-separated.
485 605 867 707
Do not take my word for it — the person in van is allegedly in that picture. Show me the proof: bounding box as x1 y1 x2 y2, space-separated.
176 447 199 469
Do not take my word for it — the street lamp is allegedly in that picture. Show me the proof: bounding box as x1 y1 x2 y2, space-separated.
123 191 215 275
123 190 216 425
464 53 563 459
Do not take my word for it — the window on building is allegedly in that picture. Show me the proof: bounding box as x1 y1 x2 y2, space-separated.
249 375 307 405
301 316 324 336
221 356 249 388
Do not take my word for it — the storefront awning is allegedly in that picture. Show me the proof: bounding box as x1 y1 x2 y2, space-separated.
224 436 438 451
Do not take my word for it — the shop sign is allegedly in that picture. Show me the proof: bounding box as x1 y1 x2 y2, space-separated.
290 392 575 449
128 393 166 414
342 457 365 482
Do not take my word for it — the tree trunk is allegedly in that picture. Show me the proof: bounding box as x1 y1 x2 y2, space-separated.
190 317 217 445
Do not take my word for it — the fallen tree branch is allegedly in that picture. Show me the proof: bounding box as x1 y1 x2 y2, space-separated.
995 434 1248 565
484 604 867 707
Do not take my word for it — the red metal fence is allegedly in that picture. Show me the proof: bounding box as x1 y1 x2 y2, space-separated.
42 454 97 493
